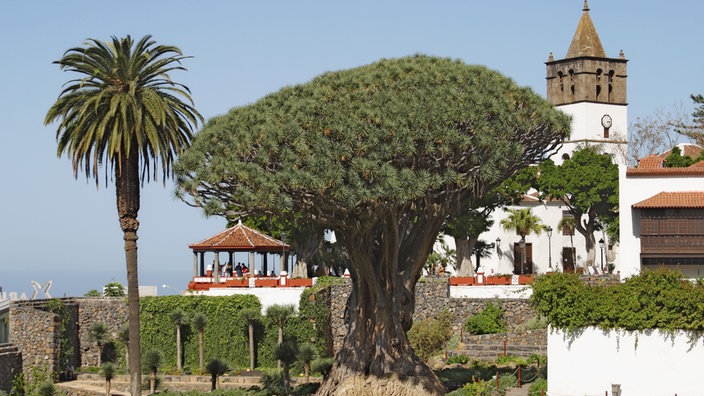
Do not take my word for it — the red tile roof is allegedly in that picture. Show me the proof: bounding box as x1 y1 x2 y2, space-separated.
189 221 291 252
633 192 704 209
630 144 704 176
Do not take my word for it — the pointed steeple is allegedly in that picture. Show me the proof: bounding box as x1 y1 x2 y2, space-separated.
566 0 606 58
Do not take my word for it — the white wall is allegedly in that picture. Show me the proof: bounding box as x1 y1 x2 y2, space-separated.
193 287 306 314
548 326 704 396
449 285 531 299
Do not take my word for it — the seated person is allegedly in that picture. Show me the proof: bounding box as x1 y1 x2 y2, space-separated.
235 263 243 277
242 265 250 276
224 263 233 277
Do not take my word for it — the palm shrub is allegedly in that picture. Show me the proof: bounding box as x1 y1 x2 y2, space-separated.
311 357 333 379
143 349 162 395
266 304 295 370
464 301 507 335
297 343 318 383
117 325 129 372
169 309 188 372
205 358 229 391
191 312 207 373
88 322 109 366
101 362 116 396
275 341 298 392
37 382 55 396
239 308 260 373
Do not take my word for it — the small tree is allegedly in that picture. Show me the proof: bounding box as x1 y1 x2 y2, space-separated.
205 358 229 391
191 312 207 373
266 304 295 370
297 343 318 383
168 309 188 372
101 362 116 396
239 308 260 372
84 289 101 297
275 341 298 392
103 282 126 297
89 322 109 367
142 349 162 395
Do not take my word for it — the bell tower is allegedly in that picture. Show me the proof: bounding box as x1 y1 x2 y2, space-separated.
546 1 628 165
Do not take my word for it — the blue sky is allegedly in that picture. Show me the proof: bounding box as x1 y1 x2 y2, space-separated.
1 1 702 297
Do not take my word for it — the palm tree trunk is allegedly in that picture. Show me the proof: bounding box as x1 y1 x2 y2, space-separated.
116 150 142 396
176 326 182 372
248 323 255 372
277 327 283 371
198 331 204 373
106 379 111 396
150 371 156 395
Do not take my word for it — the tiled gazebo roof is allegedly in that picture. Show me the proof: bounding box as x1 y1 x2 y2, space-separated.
633 192 704 209
189 221 291 252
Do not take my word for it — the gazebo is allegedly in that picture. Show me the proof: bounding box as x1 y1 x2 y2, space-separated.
188 221 293 288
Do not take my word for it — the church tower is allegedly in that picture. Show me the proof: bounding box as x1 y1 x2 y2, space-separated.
546 1 628 165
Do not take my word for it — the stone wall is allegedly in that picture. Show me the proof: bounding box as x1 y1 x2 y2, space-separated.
9 300 64 383
77 298 128 367
0 343 22 393
328 277 543 355
455 330 547 360
8 297 127 383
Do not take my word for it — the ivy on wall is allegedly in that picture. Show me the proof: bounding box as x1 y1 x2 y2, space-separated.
530 269 704 332
138 283 336 373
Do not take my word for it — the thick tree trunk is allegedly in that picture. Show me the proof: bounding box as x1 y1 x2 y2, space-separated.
316 209 447 396
455 237 477 276
116 149 141 396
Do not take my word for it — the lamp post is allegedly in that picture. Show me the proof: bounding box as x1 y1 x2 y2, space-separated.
161 284 182 295
519 236 526 275
281 232 287 275
495 237 501 254
599 238 605 272
546 226 553 270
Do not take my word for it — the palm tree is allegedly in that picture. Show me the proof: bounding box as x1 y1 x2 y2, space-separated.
45 35 202 396
239 308 260 372
500 208 546 274
168 309 188 372
142 349 162 395
191 313 207 373
101 362 116 396
266 304 295 370
297 343 318 383
205 358 230 391
89 322 108 367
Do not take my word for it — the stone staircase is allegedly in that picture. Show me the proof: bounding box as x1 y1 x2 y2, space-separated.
505 386 530 396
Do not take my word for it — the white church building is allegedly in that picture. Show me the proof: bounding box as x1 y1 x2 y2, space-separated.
444 2 628 276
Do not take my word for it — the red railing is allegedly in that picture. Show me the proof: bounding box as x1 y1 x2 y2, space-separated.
449 273 534 286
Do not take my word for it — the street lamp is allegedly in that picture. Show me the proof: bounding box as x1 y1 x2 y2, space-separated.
281 232 287 275
519 236 526 275
546 226 553 270
495 237 501 254
599 238 605 272
161 284 182 295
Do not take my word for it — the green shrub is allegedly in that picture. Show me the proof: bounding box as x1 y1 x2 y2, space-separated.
528 378 548 395
445 354 470 365
408 309 453 362
496 355 528 366
464 301 506 335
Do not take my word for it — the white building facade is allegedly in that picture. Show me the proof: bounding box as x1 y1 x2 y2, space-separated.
444 2 626 276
